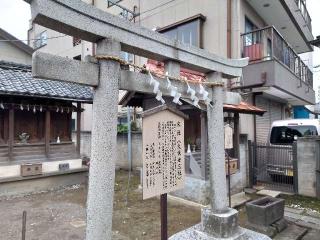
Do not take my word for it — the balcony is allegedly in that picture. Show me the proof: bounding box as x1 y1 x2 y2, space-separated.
246 0 313 53
295 0 311 32
241 26 315 105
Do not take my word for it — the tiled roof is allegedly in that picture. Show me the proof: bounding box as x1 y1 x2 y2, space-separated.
147 59 206 82
224 101 266 116
0 61 93 102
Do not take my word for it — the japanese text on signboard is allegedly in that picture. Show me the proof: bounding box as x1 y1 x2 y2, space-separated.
143 110 185 199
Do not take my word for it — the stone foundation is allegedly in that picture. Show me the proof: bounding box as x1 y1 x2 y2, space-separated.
170 208 271 240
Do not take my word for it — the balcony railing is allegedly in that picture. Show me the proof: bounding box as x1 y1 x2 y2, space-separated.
241 26 313 87
295 0 312 31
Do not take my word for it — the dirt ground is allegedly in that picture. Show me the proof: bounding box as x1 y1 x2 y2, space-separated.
0 170 201 240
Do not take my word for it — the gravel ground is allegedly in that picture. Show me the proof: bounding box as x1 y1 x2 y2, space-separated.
0 170 201 240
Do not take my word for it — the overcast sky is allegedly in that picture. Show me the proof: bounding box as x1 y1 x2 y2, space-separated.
0 0 320 100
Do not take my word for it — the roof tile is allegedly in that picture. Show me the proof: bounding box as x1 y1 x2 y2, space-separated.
0 61 93 102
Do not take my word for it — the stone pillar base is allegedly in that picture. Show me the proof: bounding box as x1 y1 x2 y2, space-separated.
202 207 239 238
169 208 271 240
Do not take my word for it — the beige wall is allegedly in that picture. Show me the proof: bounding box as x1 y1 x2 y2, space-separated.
0 37 31 65
137 0 228 57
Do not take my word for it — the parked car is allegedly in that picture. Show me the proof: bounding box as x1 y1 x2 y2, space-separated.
266 119 320 180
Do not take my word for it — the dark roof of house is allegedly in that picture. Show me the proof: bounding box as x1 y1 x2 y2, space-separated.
0 61 93 102
0 28 34 55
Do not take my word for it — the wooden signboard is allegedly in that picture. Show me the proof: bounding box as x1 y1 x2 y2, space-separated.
142 105 187 200
224 124 233 150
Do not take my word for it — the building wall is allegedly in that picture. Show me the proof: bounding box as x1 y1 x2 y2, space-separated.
0 37 31 65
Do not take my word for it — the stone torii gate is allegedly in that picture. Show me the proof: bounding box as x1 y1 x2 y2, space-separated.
25 0 269 239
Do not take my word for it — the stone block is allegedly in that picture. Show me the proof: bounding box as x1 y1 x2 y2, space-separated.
201 208 239 238
271 218 288 233
246 197 285 226
245 222 278 237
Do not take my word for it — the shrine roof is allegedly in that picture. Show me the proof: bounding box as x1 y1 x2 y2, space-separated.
141 105 189 120
0 61 93 103
120 61 266 116
223 101 266 116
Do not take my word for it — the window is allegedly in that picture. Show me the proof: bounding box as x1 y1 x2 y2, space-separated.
120 51 134 63
107 0 122 8
33 31 47 49
270 125 318 144
159 15 205 48
73 37 81 47
244 17 258 46
71 119 76 131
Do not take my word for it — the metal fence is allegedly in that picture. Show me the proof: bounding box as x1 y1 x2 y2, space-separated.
241 26 313 87
249 141 297 193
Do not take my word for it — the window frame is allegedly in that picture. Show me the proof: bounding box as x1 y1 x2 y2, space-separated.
33 30 48 49
244 17 259 46
107 0 123 8
157 14 206 49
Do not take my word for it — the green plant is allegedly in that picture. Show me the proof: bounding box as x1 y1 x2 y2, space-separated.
186 137 193 145
117 124 128 133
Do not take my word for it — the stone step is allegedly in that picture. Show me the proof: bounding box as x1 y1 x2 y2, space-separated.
302 229 320 240
230 192 251 208
273 224 308 240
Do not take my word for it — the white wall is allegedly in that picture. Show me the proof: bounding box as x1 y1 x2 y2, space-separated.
0 37 31 65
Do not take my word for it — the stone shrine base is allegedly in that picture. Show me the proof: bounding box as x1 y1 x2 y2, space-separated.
169 224 271 240
170 208 271 240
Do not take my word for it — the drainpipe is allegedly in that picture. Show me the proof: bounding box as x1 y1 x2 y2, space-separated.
92 0 96 56
253 93 257 144
230 0 241 88
127 107 132 171
230 0 241 59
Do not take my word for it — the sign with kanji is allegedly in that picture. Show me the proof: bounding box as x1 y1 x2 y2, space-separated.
142 106 187 200
224 124 233 150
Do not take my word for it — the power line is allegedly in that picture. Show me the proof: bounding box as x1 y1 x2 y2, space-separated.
0 34 68 43
139 0 177 16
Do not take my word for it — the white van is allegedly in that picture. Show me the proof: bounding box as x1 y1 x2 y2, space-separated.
269 119 320 145
266 119 320 179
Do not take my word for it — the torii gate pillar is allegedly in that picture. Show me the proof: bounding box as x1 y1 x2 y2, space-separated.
86 38 120 240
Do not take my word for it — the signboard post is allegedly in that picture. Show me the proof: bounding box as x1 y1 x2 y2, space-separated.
224 124 233 208
142 105 188 240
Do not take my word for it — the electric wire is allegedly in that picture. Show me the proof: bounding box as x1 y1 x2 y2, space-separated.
0 34 68 43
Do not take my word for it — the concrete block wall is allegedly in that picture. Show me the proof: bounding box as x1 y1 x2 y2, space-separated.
116 132 142 169
230 134 249 194
73 131 142 169
297 137 320 197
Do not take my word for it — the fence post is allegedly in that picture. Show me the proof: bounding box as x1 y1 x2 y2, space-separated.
248 140 254 188
315 140 320 199
292 141 298 194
